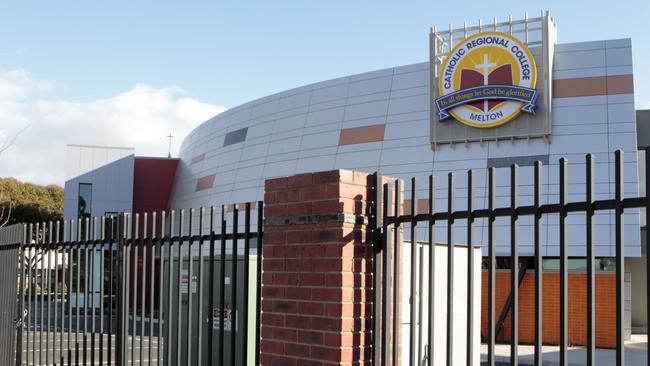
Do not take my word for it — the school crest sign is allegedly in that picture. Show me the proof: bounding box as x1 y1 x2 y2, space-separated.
435 31 538 128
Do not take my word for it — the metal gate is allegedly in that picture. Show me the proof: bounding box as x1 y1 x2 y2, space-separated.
371 150 650 366
0 224 22 366
4 202 263 365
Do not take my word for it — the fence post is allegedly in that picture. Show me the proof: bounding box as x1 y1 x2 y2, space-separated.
260 170 391 365
115 213 125 366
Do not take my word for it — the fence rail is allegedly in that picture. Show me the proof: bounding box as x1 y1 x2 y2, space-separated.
1 149 649 366
372 149 649 366
4 202 263 366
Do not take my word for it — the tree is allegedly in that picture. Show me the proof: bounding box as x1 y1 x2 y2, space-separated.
0 125 28 227
0 178 63 225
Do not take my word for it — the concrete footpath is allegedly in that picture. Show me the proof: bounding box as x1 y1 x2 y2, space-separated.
481 335 647 365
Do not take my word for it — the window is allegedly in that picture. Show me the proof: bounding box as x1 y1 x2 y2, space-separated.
223 127 248 147
78 183 92 239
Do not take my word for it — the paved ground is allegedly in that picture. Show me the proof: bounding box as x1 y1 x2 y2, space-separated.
481 335 648 365
17 331 162 365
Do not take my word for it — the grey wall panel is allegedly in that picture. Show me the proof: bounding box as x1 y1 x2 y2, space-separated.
166 38 640 257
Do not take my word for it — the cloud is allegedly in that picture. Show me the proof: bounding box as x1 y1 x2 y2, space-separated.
0 69 225 185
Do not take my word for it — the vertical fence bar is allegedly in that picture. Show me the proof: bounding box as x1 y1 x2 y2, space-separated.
255 201 264 366
148 213 155 366
646 147 650 366
16 225 26 366
99 217 105 365
165 210 174 366
559 158 568 366
615 150 624 366
466 170 474 366
118 213 127 366
91 218 97 365
108 216 114 366
46 221 52 366
62 220 68 366
26 224 32 366
208 207 216 366
427 175 435 366
418 243 424 366
409 178 417 366
586 154 595 366
382 183 392 366
534 161 543 366
231 205 239 366
176 210 184 366
157 211 166 366
68 220 74 365
124 214 132 366
84 218 90 366
487 167 496 366
393 180 401 366
76 218 82 364
187 209 194 366
141 213 148 366
132 214 139 365
372 173 383 365
242 203 251 366
197 208 205 366
219 205 226 365
511 164 519 366
41 222 46 366
446 173 455 366
37 222 43 366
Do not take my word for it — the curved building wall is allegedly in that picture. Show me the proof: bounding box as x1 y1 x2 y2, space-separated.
170 38 640 257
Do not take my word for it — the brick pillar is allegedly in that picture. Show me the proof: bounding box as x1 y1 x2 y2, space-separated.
261 170 378 366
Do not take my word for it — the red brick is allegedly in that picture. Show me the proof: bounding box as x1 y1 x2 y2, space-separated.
310 345 341 362
288 202 312 215
288 173 313 188
286 230 312 244
265 177 288 191
285 287 311 300
273 300 298 313
313 170 341 184
265 204 289 218
298 330 324 345
297 301 324 316
264 192 277 204
285 343 310 357
312 199 343 214
272 327 297 342
262 286 285 299
285 315 313 329
261 170 399 364
313 228 342 243
261 339 284 354
277 189 300 203
262 313 285 327
264 231 286 245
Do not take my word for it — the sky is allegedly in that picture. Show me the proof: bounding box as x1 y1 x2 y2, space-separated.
1 0 649 185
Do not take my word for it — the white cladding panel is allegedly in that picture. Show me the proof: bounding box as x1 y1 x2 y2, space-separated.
171 38 639 257
64 145 135 222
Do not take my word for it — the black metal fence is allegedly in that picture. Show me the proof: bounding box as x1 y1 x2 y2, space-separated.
0 224 22 366
4 202 262 366
371 150 649 366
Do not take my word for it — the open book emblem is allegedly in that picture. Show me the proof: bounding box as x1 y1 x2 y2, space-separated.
435 31 538 128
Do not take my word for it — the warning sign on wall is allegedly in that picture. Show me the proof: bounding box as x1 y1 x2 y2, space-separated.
213 308 237 331
181 269 197 294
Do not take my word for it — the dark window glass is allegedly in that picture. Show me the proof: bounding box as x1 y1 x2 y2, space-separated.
223 127 248 147
78 183 92 239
